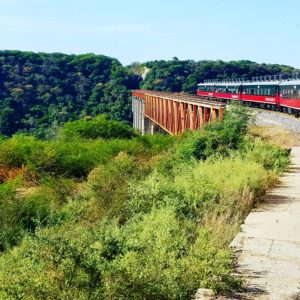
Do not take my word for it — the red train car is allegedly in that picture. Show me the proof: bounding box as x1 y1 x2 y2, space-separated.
214 83 241 101
241 81 280 109
197 78 300 116
279 80 300 116
196 83 215 98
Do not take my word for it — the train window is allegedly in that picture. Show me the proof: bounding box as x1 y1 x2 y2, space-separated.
230 86 239 94
280 85 300 99
216 86 227 93
255 85 277 96
229 87 233 93
198 86 214 92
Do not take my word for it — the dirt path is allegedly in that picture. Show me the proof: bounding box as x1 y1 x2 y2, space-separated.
230 146 300 299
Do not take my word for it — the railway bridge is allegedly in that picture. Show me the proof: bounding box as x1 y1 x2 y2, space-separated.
132 90 226 135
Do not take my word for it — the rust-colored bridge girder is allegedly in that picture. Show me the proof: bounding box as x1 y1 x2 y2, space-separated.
132 90 226 135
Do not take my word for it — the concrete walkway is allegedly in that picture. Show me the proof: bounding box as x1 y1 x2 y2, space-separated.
230 146 300 299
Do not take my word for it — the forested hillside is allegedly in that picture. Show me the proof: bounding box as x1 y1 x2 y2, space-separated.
0 50 298 137
139 58 298 93
0 51 140 137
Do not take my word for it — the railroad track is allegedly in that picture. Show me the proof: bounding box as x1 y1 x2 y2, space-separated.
248 107 300 136
247 107 300 120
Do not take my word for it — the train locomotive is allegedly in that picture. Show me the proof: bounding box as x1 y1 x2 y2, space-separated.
197 77 300 117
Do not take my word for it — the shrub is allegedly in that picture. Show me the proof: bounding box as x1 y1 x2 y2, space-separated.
181 228 240 294
108 207 191 299
86 152 140 219
174 103 251 162
0 208 240 299
136 134 175 152
60 114 137 140
128 156 271 223
241 138 290 173
0 187 57 251
0 180 23 251
0 134 45 168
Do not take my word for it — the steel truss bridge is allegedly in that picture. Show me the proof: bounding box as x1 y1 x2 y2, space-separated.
132 90 226 134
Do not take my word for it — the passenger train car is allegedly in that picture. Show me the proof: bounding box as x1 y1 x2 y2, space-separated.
197 79 300 116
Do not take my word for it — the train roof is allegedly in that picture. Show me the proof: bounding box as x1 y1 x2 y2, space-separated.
213 82 242 87
198 79 300 87
279 80 300 86
198 81 280 86
241 81 280 86
198 82 241 87
197 83 215 86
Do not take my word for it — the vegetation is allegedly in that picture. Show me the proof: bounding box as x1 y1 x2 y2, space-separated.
0 50 298 137
0 106 290 299
0 50 140 137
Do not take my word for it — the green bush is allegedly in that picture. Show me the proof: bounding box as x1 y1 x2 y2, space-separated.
181 228 240 293
0 208 240 299
60 114 137 140
86 152 140 218
136 134 175 152
0 180 23 251
109 207 191 299
0 134 45 168
128 156 271 223
241 138 290 173
175 103 251 162
0 135 147 178
0 180 60 251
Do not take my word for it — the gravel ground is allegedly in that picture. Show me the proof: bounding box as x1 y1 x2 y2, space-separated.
252 109 300 136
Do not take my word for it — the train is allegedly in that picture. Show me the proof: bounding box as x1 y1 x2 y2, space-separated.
197 77 300 117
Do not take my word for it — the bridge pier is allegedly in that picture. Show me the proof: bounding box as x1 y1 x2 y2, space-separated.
132 96 145 134
144 118 164 134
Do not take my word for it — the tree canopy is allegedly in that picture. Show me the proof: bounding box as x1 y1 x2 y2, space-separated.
0 51 140 137
140 59 298 93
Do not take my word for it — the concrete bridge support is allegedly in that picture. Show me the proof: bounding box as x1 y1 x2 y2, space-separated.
144 118 165 134
132 96 145 134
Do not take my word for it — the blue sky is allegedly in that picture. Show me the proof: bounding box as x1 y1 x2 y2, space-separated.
0 0 299 67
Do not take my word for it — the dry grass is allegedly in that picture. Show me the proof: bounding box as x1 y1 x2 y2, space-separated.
248 125 299 149
0 165 25 183
16 186 40 197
